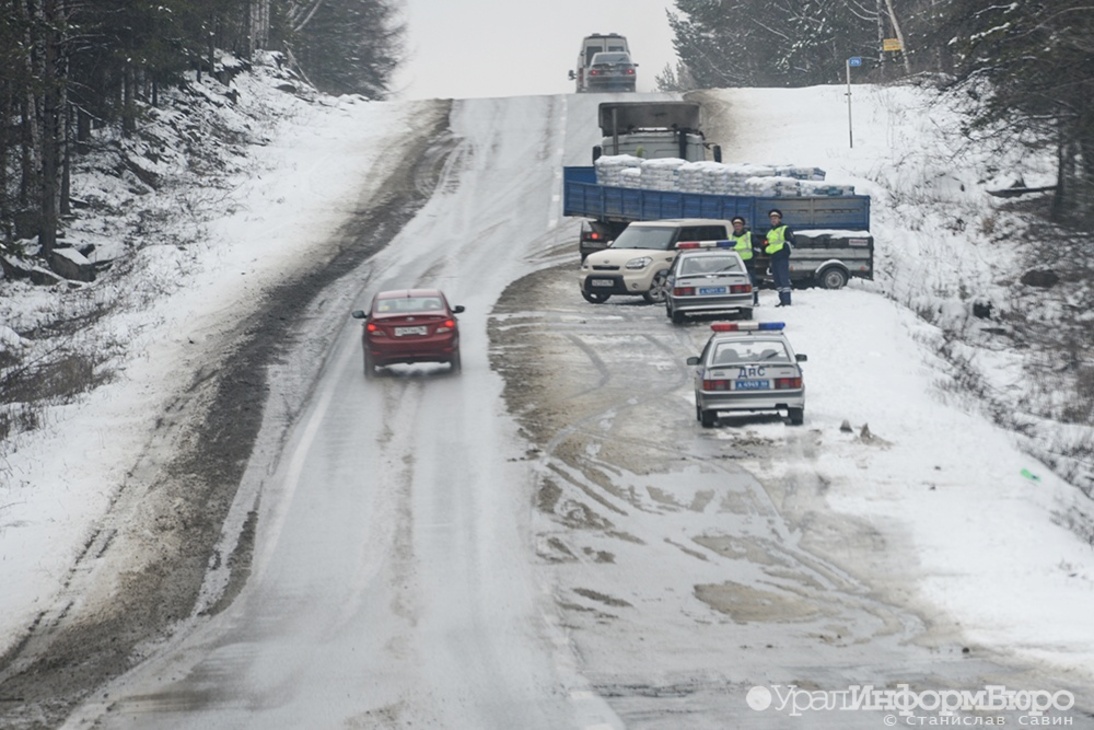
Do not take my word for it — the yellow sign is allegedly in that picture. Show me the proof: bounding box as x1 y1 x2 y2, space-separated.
882 38 903 52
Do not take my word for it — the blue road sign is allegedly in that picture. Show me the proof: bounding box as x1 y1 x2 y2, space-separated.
848 56 863 67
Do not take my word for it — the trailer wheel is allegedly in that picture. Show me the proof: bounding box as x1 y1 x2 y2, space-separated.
582 290 611 303
818 266 849 290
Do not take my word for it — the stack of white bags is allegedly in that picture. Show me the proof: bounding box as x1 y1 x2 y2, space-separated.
594 155 643 187
594 155 856 197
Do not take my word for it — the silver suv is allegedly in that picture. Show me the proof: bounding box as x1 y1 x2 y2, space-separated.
578 219 734 304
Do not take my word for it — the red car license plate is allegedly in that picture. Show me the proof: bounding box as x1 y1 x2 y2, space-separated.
395 326 428 336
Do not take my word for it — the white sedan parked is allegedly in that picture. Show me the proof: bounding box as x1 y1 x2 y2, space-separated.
687 322 807 427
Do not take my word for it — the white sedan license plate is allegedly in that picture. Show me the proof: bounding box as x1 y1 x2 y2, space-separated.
590 279 614 287
733 379 769 391
395 326 428 336
699 286 727 295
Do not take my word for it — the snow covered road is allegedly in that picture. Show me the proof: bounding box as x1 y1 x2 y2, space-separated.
3 78 1093 729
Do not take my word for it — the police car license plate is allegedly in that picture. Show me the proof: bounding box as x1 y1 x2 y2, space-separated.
733 380 769 390
699 286 727 295
590 279 614 287
395 326 428 336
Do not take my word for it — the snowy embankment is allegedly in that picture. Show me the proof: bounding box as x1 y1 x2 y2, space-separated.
0 55 431 655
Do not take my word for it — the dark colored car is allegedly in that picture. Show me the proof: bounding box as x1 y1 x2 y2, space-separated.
351 289 465 378
578 223 613 261
586 52 637 92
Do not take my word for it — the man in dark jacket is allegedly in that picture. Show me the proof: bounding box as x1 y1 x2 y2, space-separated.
764 209 794 307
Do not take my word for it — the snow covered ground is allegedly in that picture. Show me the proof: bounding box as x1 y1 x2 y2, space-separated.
2 56 1093 714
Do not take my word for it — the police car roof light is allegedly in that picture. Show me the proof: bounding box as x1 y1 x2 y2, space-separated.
675 240 735 250
710 321 785 333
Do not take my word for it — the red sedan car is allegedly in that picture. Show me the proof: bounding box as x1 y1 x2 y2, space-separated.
351 289 464 378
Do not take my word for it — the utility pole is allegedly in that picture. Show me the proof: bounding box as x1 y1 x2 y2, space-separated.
846 57 861 148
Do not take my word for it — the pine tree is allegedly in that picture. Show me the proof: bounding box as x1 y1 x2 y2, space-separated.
944 0 1094 223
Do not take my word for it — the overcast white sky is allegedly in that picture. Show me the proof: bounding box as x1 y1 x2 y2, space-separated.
391 0 679 99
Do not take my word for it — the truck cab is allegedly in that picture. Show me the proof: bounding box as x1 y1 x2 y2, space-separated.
594 101 721 163
569 34 630 93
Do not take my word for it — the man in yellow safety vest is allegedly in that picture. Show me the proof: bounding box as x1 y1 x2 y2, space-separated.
764 209 795 307
730 216 760 305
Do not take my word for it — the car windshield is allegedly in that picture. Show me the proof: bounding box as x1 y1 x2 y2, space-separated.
711 339 791 365
592 53 630 65
679 254 742 276
375 297 444 314
611 226 676 251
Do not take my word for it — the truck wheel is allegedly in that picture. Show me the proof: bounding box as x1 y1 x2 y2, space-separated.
700 409 718 428
818 267 849 290
582 290 611 304
643 271 670 304
787 407 804 426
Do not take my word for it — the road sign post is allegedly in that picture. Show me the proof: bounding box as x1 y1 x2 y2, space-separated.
846 56 861 148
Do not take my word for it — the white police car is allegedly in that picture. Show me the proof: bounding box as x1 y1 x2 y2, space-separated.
665 241 754 324
686 322 806 427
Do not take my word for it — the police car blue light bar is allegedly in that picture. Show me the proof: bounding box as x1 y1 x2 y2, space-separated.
675 240 735 250
710 321 785 332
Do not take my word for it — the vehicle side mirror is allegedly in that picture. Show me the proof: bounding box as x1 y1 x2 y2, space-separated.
568 70 575 80
351 309 367 319
686 356 700 366
796 354 808 362
452 305 465 314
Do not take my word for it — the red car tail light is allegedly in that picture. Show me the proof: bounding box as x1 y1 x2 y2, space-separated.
435 319 457 333
774 377 803 389
366 321 386 336
702 379 732 391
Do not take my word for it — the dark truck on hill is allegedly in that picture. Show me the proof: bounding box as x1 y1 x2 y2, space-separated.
565 165 874 289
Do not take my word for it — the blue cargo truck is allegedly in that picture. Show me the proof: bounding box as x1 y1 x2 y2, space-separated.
564 165 875 289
